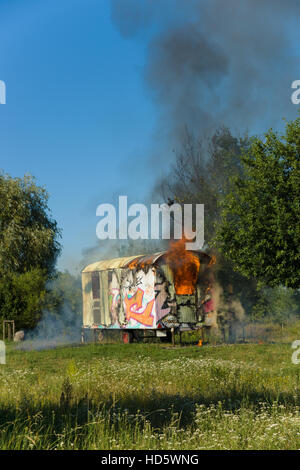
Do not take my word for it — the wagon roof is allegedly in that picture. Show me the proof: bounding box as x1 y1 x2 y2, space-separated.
82 250 211 273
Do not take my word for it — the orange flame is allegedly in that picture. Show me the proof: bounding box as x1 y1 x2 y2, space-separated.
128 258 143 270
127 257 152 270
165 238 200 295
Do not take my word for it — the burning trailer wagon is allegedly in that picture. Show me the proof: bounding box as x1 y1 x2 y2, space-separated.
81 245 216 343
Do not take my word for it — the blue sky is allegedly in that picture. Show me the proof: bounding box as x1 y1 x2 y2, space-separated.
0 0 299 273
0 0 159 271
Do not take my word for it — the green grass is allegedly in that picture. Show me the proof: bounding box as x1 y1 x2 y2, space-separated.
0 341 300 449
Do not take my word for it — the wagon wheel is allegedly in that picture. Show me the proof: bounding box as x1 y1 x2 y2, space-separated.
122 331 133 344
97 331 105 343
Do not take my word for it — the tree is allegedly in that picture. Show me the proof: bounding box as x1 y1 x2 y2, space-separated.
0 172 61 277
216 117 300 288
0 268 47 331
251 286 299 324
0 172 61 331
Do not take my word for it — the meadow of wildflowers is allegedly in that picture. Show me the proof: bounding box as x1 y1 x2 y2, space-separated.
0 342 299 449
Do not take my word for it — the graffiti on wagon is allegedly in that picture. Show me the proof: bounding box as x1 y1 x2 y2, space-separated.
81 248 214 332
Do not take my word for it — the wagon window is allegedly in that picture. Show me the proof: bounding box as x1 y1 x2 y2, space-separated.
91 272 100 299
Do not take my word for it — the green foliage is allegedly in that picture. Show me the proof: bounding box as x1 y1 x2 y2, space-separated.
251 286 299 323
0 172 62 331
0 269 47 331
0 172 61 277
216 116 300 288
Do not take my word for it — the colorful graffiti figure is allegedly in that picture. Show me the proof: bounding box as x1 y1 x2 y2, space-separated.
124 288 155 327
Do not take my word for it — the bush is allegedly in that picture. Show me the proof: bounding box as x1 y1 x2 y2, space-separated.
0 269 47 332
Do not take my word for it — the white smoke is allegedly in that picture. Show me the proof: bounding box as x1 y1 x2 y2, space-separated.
18 306 82 351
